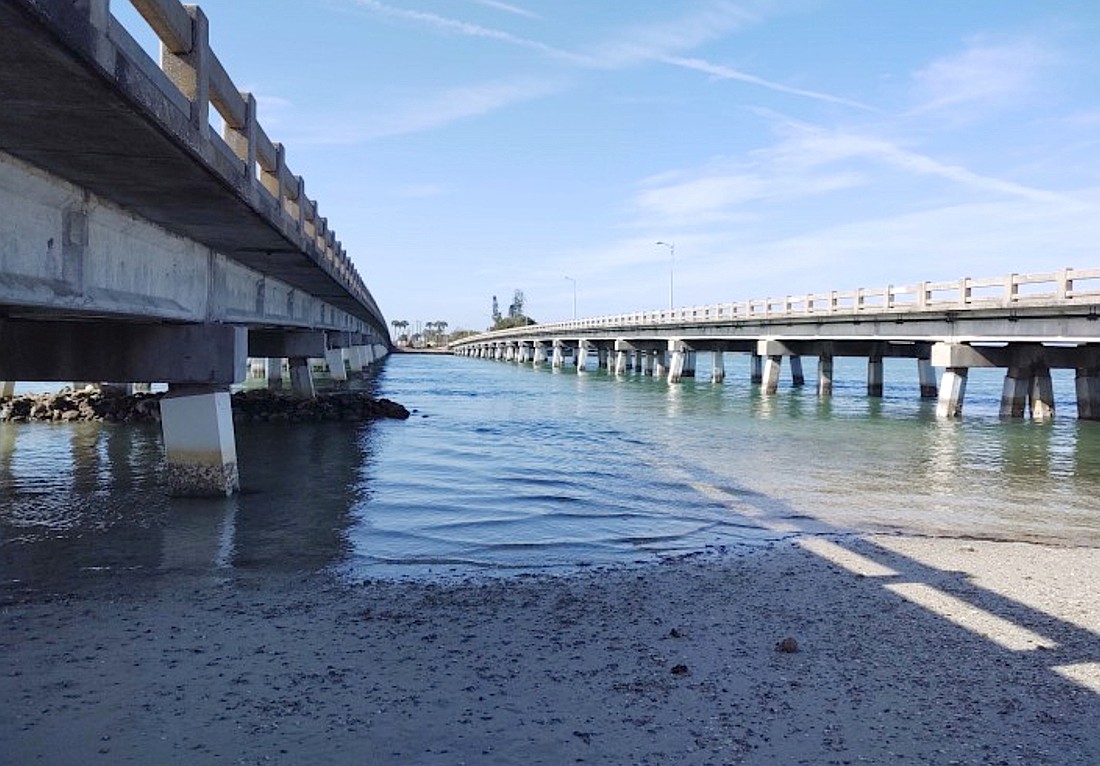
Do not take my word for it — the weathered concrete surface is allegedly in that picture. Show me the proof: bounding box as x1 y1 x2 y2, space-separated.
0 0 386 333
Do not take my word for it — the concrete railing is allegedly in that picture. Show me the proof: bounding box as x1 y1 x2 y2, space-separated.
71 0 377 320
454 267 1100 345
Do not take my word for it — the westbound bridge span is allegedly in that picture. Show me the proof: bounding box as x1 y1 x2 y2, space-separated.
0 0 390 494
451 269 1100 420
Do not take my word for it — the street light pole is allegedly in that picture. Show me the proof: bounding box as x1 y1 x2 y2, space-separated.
564 276 577 320
656 241 675 310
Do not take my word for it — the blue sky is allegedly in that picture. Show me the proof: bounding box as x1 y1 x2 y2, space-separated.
114 1 1100 332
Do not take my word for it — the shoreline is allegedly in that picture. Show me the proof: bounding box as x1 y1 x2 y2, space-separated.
3 534 1099 764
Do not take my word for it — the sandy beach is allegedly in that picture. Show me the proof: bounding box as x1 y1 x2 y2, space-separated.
3 534 1100 765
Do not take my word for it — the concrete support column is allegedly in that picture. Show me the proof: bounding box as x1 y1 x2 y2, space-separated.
711 352 725 383
790 355 805 387
577 341 591 372
640 351 653 376
288 357 315 398
936 368 968 418
597 347 609 370
867 357 884 398
1030 365 1055 420
654 351 669 380
265 357 284 391
918 359 938 399
762 356 783 395
0 381 14 400
533 343 547 366
614 351 628 376
344 348 364 375
818 355 834 397
999 367 1030 418
325 348 347 382
683 351 697 378
249 358 266 379
667 343 686 384
750 353 763 385
160 386 239 497
551 341 564 370
1076 368 1100 420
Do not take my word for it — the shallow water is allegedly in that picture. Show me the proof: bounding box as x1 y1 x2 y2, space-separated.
2 353 1098 585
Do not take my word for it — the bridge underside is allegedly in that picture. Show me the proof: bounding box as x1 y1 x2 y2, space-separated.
0 0 382 329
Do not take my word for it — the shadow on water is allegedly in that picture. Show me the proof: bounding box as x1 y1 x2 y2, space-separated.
0 419 378 590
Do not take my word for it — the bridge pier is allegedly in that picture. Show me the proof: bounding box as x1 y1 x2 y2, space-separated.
711 352 725 383
160 385 239 497
818 355 834 396
918 359 938 399
1030 365 1055 420
324 348 348 382
790 355 805 387
654 351 669 380
289 357 315 398
668 342 687 383
750 353 764 385
551 341 564 370
533 342 547 367
867 356 884 398
936 368 969 418
577 340 591 372
0 382 13 400
762 356 783 395
265 358 284 391
1076 368 1100 420
1000 367 1030 418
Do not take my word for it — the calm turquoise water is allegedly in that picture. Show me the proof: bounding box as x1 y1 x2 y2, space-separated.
2 353 1099 585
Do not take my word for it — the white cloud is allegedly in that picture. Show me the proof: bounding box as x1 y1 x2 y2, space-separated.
294 77 563 143
662 56 876 111
909 37 1055 117
468 0 539 20
353 0 584 63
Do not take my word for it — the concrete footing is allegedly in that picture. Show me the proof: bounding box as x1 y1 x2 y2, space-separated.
159 386 239 496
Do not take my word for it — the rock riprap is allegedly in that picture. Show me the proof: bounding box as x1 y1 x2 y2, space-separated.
0 387 410 424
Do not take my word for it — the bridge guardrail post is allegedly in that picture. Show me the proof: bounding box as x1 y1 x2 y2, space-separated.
161 5 210 138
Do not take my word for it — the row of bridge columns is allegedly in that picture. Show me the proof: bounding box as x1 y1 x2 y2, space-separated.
458 338 1100 421
1 339 388 496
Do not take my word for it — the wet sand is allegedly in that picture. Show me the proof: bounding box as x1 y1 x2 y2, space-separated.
3 534 1100 765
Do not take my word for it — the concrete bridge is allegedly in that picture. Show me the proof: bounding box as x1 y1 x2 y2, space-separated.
451 268 1100 421
0 0 390 494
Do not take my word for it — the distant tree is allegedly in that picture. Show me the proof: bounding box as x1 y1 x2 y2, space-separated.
490 289 535 330
435 320 449 340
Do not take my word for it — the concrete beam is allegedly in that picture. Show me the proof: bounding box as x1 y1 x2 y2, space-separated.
0 320 246 383
248 329 326 358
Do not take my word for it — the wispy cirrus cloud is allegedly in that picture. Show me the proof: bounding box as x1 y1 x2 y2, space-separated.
662 56 876 111
468 0 539 20
909 36 1056 117
294 77 563 143
353 0 583 63
631 118 1079 228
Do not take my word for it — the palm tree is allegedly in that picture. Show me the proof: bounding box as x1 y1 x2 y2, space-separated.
435 321 449 342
